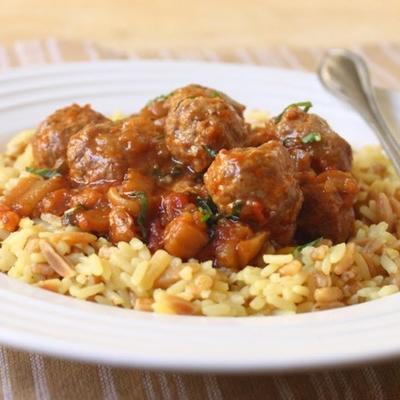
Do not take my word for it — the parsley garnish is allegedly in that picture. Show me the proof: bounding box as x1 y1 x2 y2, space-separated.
125 191 148 239
26 167 61 179
210 91 220 98
197 197 244 225
197 197 219 224
293 237 322 258
301 132 322 144
203 145 218 159
274 101 313 123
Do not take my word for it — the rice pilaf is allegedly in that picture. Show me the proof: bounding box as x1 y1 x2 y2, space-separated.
0 127 399 316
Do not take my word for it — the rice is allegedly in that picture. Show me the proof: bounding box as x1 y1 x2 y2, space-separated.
1 127 400 316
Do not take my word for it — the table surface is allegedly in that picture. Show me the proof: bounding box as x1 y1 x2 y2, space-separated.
1 0 400 52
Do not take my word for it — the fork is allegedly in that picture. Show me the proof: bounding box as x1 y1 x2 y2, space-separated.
318 48 400 176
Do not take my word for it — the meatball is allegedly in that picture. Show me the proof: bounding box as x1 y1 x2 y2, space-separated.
297 170 359 243
204 141 303 245
67 122 127 185
275 106 352 174
32 104 108 170
166 84 245 116
141 84 245 120
119 115 171 173
165 96 247 172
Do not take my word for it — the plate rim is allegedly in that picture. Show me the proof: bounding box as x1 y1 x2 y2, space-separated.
0 58 399 372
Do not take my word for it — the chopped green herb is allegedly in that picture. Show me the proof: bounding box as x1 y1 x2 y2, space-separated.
274 101 313 123
203 145 218 159
200 210 212 223
293 237 322 258
62 204 86 225
26 167 61 179
196 196 219 224
197 197 243 225
227 200 243 222
210 91 220 98
125 191 148 239
301 132 322 144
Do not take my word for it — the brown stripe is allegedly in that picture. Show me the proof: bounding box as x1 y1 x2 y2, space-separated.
373 363 400 400
153 372 179 400
342 367 379 400
112 368 150 399
43 357 104 400
0 347 12 400
6 349 36 400
173 373 213 400
283 374 322 400
216 374 281 400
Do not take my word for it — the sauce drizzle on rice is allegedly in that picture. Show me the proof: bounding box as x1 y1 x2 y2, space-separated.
0 87 398 316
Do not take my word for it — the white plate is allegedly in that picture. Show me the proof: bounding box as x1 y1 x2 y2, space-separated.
0 60 400 373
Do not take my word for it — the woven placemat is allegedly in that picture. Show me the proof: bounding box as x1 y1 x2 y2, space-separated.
0 39 400 400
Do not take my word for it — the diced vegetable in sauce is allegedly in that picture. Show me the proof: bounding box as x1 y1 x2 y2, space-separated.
1 84 358 270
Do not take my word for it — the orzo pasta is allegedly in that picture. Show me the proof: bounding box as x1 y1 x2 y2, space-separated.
0 85 398 316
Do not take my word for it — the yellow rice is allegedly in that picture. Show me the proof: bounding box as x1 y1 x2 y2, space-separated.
0 127 400 316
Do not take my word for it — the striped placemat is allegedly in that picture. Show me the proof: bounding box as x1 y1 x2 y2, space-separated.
0 38 400 400
2 38 400 90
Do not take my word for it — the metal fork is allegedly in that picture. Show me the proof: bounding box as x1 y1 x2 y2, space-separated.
318 48 400 176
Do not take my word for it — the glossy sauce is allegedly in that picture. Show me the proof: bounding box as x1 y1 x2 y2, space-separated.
0 85 359 270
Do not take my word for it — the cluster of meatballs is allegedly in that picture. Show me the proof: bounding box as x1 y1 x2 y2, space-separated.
28 84 359 269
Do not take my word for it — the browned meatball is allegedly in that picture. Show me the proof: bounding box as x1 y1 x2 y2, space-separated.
167 84 245 116
119 115 171 173
165 96 247 172
275 106 352 174
32 104 108 170
297 170 359 243
204 141 303 245
142 84 245 120
67 122 127 185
